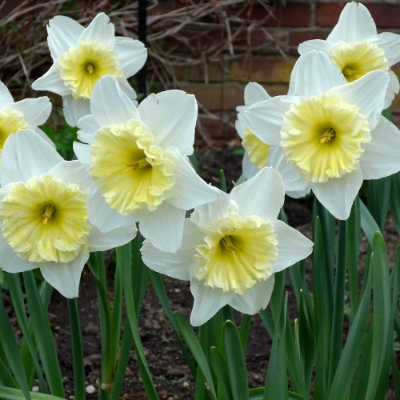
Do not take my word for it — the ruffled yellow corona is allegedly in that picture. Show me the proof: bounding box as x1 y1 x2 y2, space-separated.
58 41 122 99
0 110 28 149
194 215 278 295
0 175 90 263
242 128 271 168
90 120 176 215
281 92 371 183
330 41 389 83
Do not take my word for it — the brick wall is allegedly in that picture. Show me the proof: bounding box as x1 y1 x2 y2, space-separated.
147 0 400 146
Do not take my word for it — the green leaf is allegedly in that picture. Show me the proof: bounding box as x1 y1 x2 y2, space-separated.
174 313 217 400
210 347 232 399
223 321 249 400
0 387 65 400
360 200 381 246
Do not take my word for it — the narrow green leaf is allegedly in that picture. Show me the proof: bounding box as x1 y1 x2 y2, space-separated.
0 387 65 400
360 200 381 246
219 169 227 192
264 295 288 400
0 300 31 399
174 313 217 399
328 219 347 386
391 350 400 399
23 271 65 398
239 314 252 353
0 356 18 388
210 347 232 399
327 253 372 400
67 298 86 400
223 321 249 400
365 233 391 400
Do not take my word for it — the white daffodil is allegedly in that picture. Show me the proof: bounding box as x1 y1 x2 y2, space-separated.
142 167 313 326
0 80 53 165
0 130 137 298
74 75 219 253
32 13 147 127
245 51 400 220
298 2 400 108
236 82 310 198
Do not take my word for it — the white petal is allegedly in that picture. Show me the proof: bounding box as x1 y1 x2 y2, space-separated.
40 252 89 298
235 111 245 139
47 16 84 60
31 63 70 96
165 150 219 210
141 219 203 280
73 142 92 165
87 187 137 233
1 130 63 185
375 32 400 66
230 167 284 220
34 128 56 149
115 37 147 77
329 70 388 130
242 151 259 179
48 160 95 196
244 82 271 106
383 70 399 109
63 95 91 127
312 168 363 220
327 2 377 44
229 275 275 314
0 238 37 273
360 116 400 180
190 192 231 231
78 13 115 47
288 51 346 97
286 187 312 199
266 147 309 193
138 90 197 155
298 39 335 56
245 96 294 145
88 224 137 252
91 75 139 126
0 81 14 107
5 97 51 127
117 77 137 100
190 279 234 326
272 220 313 273
137 203 186 253
77 115 100 145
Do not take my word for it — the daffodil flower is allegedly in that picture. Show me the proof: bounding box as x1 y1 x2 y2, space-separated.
74 75 219 253
32 13 147 127
0 80 53 167
0 130 137 298
236 82 310 198
298 2 400 108
142 167 313 326
245 51 400 220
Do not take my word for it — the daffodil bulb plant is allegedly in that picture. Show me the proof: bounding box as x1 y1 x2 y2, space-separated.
0 81 53 166
245 51 400 220
32 13 147 127
0 130 137 298
142 167 313 326
74 75 219 252
298 1 400 109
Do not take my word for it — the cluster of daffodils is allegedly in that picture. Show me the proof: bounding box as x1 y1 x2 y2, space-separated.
0 2 398 325
240 2 400 220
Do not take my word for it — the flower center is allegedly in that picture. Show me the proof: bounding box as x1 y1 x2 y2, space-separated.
90 120 176 215
194 215 278 295
0 174 90 263
281 93 371 183
330 40 389 83
242 127 271 169
58 41 122 99
0 109 28 149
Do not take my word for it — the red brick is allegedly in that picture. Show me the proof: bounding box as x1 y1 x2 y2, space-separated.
229 59 295 84
318 3 400 28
